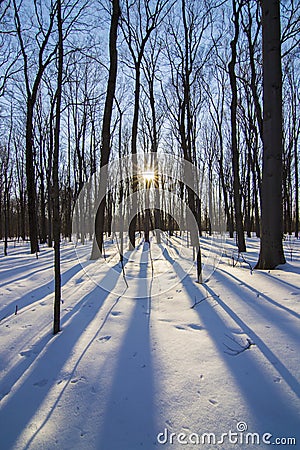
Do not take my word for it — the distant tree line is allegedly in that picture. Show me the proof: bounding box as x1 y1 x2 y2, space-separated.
0 0 299 263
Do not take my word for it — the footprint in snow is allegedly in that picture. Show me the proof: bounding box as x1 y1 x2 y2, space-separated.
188 324 203 331
175 325 185 330
33 379 48 387
71 376 86 384
98 335 111 343
273 377 281 383
20 350 33 357
209 399 218 405
111 311 121 316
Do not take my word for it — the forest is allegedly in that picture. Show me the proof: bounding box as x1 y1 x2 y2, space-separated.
0 1 300 449
0 1 298 249
1 0 299 332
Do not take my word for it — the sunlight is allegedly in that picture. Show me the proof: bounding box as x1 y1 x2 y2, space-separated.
142 170 155 182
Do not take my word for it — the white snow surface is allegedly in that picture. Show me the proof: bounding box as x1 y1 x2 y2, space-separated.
0 235 299 450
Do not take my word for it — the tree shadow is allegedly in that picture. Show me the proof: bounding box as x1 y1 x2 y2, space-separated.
261 267 300 290
97 243 155 449
0 263 124 450
0 262 54 289
0 263 83 321
161 248 300 438
218 267 300 321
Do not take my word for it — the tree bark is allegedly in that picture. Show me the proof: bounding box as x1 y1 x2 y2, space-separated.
255 0 286 269
295 134 299 238
91 0 120 259
53 0 63 335
228 0 246 253
26 103 39 253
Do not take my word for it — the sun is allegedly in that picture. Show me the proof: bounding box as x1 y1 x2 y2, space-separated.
142 170 155 182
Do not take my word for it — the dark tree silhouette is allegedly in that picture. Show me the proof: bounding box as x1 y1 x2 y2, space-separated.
53 0 63 335
256 0 286 269
91 0 120 259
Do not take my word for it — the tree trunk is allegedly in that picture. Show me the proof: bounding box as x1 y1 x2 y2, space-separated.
39 168 47 244
91 0 120 259
228 0 246 253
128 65 141 250
26 103 39 254
295 135 299 238
255 0 286 269
53 0 63 335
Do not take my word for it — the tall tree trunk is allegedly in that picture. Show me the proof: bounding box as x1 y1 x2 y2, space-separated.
128 65 141 249
40 165 47 244
255 0 285 269
228 0 246 253
218 157 234 238
53 0 63 335
148 68 161 244
91 0 120 259
26 103 39 254
242 1 263 141
4 168 9 256
295 135 299 238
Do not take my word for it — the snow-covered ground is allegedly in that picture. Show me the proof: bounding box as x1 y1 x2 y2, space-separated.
0 234 299 449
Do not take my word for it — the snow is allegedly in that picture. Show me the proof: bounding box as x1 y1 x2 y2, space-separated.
0 235 300 449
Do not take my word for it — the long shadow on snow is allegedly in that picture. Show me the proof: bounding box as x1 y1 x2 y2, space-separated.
0 258 104 393
0 245 61 279
214 270 300 390
0 263 83 321
0 262 55 290
0 243 78 280
0 264 121 405
217 267 300 322
97 243 155 450
0 259 41 279
260 267 300 292
162 248 300 439
0 262 124 450
274 263 300 275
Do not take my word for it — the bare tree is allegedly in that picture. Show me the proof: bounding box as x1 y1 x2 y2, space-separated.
91 0 120 259
228 0 246 252
53 0 63 335
0 1 22 97
204 69 234 238
121 0 172 248
13 0 58 254
256 0 286 269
